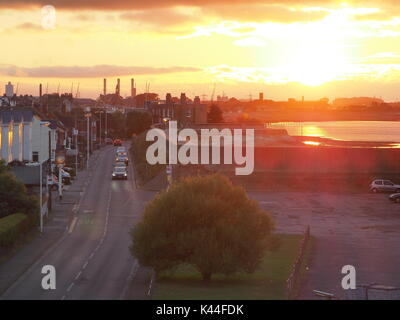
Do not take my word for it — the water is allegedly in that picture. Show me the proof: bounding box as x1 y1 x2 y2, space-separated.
267 121 400 143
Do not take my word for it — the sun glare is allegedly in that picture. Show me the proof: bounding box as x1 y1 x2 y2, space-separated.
279 10 350 86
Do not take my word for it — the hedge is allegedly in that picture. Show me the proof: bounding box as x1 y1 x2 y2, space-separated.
0 213 35 247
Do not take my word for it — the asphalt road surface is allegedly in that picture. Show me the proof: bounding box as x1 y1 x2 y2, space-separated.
2 143 155 300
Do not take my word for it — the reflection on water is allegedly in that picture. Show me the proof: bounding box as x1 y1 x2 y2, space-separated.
303 141 321 146
302 126 325 137
267 121 400 142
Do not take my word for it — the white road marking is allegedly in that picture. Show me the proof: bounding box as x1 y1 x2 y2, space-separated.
67 283 74 292
75 271 82 280
68 217 78 234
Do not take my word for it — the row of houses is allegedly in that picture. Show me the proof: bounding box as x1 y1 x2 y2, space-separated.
0 107 66 166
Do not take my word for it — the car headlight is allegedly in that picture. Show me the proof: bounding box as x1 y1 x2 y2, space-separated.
112 173 116 176
124 173 127 176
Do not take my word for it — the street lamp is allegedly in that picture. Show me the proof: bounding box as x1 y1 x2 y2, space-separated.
39 121 50 233
94 109 105 147
84 108 91 168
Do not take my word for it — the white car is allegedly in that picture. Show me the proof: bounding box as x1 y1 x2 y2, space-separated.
370 180 400 193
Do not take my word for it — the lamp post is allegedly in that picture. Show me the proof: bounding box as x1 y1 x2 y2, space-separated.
105 107 108 142
39 121 50 233
95 109 104 147
73 128 78 177
85 108 91 168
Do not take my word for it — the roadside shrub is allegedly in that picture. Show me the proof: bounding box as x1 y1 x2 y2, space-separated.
0 213 34 248
130 173 276 281
130 131 164 185
0 171 39 219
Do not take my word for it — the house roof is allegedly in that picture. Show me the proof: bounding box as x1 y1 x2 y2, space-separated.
0 107 35 124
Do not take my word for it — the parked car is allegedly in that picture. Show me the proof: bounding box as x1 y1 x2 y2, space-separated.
115 154 129 165
105 138 113 145
62 166 76 178
114 161 127 168
112 166 128 180
370 180 400 193
113 139 122 146
389 193 400 203
47 174 59 191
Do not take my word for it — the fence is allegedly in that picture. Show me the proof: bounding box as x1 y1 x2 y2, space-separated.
286 225 311 299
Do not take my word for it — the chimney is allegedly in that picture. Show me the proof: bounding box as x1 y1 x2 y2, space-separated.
180 93 186 105
39 83 42 97
131 78 136 98
194 96 200 104
103 78 107 96
259 92 264 101
166 93 172 105
116 78 120 95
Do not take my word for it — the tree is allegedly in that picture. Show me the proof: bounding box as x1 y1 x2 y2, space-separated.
0 160 38 219
126 111 152 137
207 104 223 123
107 111 126 139
130 174 275 281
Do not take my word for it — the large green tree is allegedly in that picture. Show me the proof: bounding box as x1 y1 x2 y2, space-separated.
0 161 38 219
107 111 126 139
130 174 275 281
207 104 223 123
126 111 152 137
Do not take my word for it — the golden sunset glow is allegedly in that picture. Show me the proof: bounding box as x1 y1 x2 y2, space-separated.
1 1 400 99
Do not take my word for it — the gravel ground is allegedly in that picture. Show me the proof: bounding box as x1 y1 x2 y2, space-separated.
248 191 400 300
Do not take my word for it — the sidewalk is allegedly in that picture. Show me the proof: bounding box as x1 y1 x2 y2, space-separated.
0 150 101 297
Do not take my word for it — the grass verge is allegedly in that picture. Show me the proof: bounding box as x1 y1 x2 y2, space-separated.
152 233 312 300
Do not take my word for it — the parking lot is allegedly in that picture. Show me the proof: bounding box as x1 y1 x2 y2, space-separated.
248 191 400 299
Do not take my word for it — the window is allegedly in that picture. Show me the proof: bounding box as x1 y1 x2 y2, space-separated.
384 181 393 186
32 152 39 162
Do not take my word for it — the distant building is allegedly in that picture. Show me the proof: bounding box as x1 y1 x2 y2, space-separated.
149 93 207 126
333 97 384 108
5 81 14 97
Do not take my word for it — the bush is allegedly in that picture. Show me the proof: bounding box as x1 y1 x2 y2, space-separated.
126 111 152 137
130 174 275 281
0 171 39 219
0 213 34 247
130 131 164 185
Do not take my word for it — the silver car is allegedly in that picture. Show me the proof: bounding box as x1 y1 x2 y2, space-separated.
370 180 400 193
112 166 128 180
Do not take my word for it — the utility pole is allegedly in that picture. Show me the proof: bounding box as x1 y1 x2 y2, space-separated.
99 111 102 147
73 128 78 178
105 107 108 142
39 157 43 233
39 121 50 233
58 164 62 199
86 109 90 169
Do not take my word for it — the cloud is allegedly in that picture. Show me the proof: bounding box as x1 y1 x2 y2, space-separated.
14 22 42 30
0 1 389 9
0 64 201 78
119 8 204 33
1 1 399 12
203 4 329 23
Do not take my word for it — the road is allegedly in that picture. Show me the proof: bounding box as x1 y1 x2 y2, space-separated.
1 143 156 300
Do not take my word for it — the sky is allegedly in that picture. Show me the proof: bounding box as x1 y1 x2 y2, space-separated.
1 0 400 101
